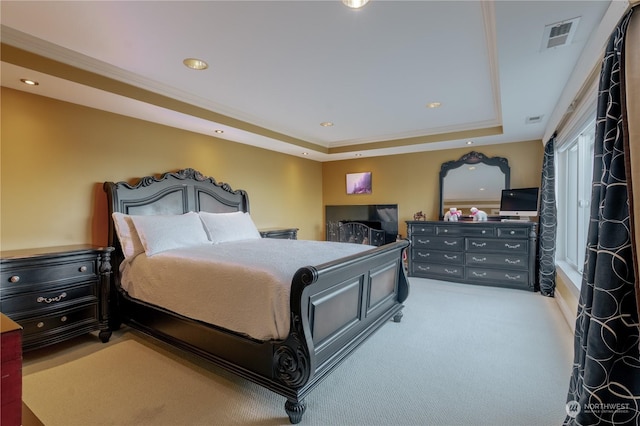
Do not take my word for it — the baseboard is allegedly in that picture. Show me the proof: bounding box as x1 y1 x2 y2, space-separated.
554 288 576 334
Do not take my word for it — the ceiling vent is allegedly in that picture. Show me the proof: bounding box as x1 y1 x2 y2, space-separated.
541 17 580 50
526 115 544 124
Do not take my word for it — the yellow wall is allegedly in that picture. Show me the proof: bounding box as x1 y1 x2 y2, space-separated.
322 141 544 237
0 87 323 250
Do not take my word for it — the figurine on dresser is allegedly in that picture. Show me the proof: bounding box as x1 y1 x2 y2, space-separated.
470 207 488 222
443 207 462 222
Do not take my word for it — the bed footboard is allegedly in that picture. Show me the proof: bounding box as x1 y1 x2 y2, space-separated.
274 239 410 423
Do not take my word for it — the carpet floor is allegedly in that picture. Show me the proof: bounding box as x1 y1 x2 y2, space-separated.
22 278 574 426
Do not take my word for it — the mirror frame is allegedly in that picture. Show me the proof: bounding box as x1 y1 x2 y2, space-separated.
439 151 510 220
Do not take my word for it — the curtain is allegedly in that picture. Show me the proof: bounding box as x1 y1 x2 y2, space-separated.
538 136 557 297
564 6 639 426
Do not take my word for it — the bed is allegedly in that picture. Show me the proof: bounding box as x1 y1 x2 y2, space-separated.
103 168 410 423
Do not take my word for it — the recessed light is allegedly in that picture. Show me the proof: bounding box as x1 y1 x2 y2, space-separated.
214 129 224 134
342 0 369 9
20 78 39 86
355 153 363 157
320 122 334 127
302 152 309 156
466 140 474 145
183 58 208 70
427 102 441 109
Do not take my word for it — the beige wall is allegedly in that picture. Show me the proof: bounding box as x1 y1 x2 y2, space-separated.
0 87 323 250
322 141 544 237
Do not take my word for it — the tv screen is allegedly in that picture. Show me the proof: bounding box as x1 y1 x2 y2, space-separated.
499 187 539 219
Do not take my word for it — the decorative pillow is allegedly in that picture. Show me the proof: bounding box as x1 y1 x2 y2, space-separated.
131 212 210 256
112 212 145 259
198 211 261 244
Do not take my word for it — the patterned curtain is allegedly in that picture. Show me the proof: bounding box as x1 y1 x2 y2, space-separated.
538 136 557 297
564 7 639 426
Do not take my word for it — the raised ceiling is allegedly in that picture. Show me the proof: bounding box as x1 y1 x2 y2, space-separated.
0 1 624 161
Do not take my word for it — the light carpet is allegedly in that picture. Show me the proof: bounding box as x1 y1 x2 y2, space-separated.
22 278 574 426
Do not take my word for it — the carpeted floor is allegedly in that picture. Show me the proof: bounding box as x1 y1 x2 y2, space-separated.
22 278 574 426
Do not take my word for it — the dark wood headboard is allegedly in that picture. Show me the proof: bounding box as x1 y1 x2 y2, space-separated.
103 168 250 273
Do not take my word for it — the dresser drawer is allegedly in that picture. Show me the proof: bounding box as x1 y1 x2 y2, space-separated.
497 227 531 238
1 257 97 289
463 226 495 237
466 267 529 286
466 238 528 253
435 225 465 236
1 281 98 317
411 262 463 279
19 304 98 341
411 236 464 251
413 249 464 265
408 223 434 235
465 253 529 270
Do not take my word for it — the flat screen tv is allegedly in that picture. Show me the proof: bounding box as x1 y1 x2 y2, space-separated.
499 187 539 221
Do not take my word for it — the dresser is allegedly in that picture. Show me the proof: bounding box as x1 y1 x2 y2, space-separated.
0 245 114 351
406 221 538 291
1 313 22 426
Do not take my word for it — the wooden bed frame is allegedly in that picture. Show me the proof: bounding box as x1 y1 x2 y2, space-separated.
103 168 410 423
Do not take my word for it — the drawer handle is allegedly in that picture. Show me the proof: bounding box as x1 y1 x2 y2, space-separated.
444 240 457 246
37 292 67 304
443 229 448 233
9 275 20 283
444 254 458 260
37 322 45 328
505 274 522 280
472 256 487 262
60 316 68 322
444 268 458 274
418 252 430 257
505 243 521 249
79 265 88 272
482 230 486 234
505 258 521 264
472 271 487 277
418 239 430 244
417 265 431 271
510 231 515 235
472 242 487 247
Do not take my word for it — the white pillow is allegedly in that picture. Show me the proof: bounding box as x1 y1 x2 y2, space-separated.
131 212 210 256
112 212 145 259
199 211 261 244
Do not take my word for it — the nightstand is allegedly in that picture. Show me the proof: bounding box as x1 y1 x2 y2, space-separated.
259 228 299 240
0 245 114 351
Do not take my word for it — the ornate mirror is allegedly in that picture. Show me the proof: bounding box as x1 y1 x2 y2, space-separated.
439 151 510 220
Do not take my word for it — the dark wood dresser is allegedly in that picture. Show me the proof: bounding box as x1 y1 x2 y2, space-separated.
259 227 298 239
0 245 114 351
1 313 22 426
406 221 538 291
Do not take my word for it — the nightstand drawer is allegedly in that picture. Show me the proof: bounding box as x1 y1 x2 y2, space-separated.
1 257 97 288
20 304 98 341
1 282 98 316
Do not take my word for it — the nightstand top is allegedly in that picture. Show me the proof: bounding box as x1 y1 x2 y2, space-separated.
0 244 113 260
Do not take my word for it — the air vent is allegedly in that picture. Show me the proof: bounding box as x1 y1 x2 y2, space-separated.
541 17 580 50
526 115 544 124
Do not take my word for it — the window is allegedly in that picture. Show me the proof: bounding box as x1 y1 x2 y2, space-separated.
556 119 595 288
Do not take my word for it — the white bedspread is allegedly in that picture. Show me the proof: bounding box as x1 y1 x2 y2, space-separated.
120 239 373 341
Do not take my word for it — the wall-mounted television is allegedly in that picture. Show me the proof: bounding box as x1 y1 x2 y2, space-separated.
499 187 539 221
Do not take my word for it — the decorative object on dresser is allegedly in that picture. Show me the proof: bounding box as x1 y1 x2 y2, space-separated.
1 313 22 426
406 221 538 291
259 228 298 240
439 151 510 220
104 168 409 424
0 245 114 351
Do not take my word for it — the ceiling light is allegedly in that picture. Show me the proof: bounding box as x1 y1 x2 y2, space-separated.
214 129 224 134
320 122 334 127
342 0 369 9
183 58 208 70
427 102 441 109
466 140 474 145
20 78 39 86
302 152 309 156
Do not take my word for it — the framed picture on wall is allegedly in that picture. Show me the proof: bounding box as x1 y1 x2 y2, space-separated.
346 172 372 194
